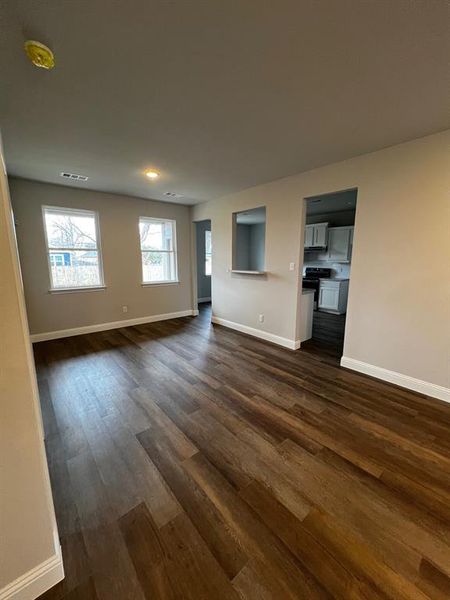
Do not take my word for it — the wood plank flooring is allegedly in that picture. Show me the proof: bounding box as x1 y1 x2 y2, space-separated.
301 310 346 360
35 304 450 599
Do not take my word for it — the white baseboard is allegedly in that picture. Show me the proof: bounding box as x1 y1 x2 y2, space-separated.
0 551 64 600
30 309 198 343
341 356 450 403
211 316 300 350
198 297 211 303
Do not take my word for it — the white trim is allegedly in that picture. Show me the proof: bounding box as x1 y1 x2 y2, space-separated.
30 309 198 342
139 216 178 284
141 281 179 287
198 296 211 303
0 551 64 600
340 356 450 403
42 204 105 291
211 316 299 350
230 270 266 275
192 309 199 316
49 285 106 294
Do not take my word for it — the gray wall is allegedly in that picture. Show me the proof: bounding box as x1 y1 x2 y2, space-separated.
9 178 194 335
249 223 266 271
192 130 450 391
235 223 265 271
195 219 211 300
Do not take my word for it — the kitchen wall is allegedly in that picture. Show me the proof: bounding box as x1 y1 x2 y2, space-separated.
0 146 62 596
196 219 211 300
304 210 355 278
9 178 194 336
192 130 450 394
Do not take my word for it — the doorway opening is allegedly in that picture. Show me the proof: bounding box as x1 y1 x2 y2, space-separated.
300 188 357 361
195 220 211 308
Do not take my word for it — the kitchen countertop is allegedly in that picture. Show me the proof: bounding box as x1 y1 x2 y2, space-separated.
302 288 315 294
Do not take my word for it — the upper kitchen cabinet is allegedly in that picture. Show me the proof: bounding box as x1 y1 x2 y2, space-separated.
312 225 353 262
327 226 353 262
304 222 328 249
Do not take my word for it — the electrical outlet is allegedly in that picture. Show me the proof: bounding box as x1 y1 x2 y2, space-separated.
289 262 295 271
122 305 128 313
259 314 264 323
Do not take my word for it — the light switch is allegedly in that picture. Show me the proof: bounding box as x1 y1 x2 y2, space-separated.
289 262 295 271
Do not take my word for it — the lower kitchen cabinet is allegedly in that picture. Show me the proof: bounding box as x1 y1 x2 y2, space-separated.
318 279 349 314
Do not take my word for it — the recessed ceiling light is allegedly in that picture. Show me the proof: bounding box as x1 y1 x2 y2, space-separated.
145 170 159 179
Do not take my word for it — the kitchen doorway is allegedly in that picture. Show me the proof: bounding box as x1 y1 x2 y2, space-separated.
299 189 357 361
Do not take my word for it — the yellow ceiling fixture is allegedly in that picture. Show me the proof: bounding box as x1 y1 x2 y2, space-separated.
24 40 55 69
145 170 160 180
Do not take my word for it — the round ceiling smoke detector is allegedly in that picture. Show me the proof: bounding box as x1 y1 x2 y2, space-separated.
24 40 55 69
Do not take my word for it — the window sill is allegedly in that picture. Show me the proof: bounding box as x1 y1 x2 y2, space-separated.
230 270 266 275
141 281 180 287
49 286 106 294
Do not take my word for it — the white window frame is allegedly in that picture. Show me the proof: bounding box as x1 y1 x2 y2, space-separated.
139 216 179 285
42 205 105 292
205 229 212 276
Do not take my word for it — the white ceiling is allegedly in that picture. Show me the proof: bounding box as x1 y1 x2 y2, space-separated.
1 1 449 205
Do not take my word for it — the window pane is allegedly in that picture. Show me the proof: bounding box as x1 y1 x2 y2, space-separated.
45 210 98 249
49 250 102 288
205 255 212 276
205 230 211 254
205 230 212 275
142 251 176 282
140 220 173 251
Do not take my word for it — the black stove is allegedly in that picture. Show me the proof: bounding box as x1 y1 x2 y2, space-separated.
302 267 332 306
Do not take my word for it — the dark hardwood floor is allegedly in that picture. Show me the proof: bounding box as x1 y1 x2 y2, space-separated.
35 304 450 599
301 310 346 361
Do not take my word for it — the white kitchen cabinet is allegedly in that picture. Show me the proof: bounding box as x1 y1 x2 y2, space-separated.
318 279 349 314
304 222 328 248
314 222 328 247
304 225 314 248
327 226 353 262
316 226 353 262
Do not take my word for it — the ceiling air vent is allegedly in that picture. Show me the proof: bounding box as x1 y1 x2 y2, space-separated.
164 192 183 199
60 172 89 181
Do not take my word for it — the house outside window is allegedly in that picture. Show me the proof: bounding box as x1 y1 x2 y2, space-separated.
139 217 178 284
42 206 104 290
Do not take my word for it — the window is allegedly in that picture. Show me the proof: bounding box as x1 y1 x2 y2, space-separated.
205 229 212 275
43 206 104 290
139 217 178 283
